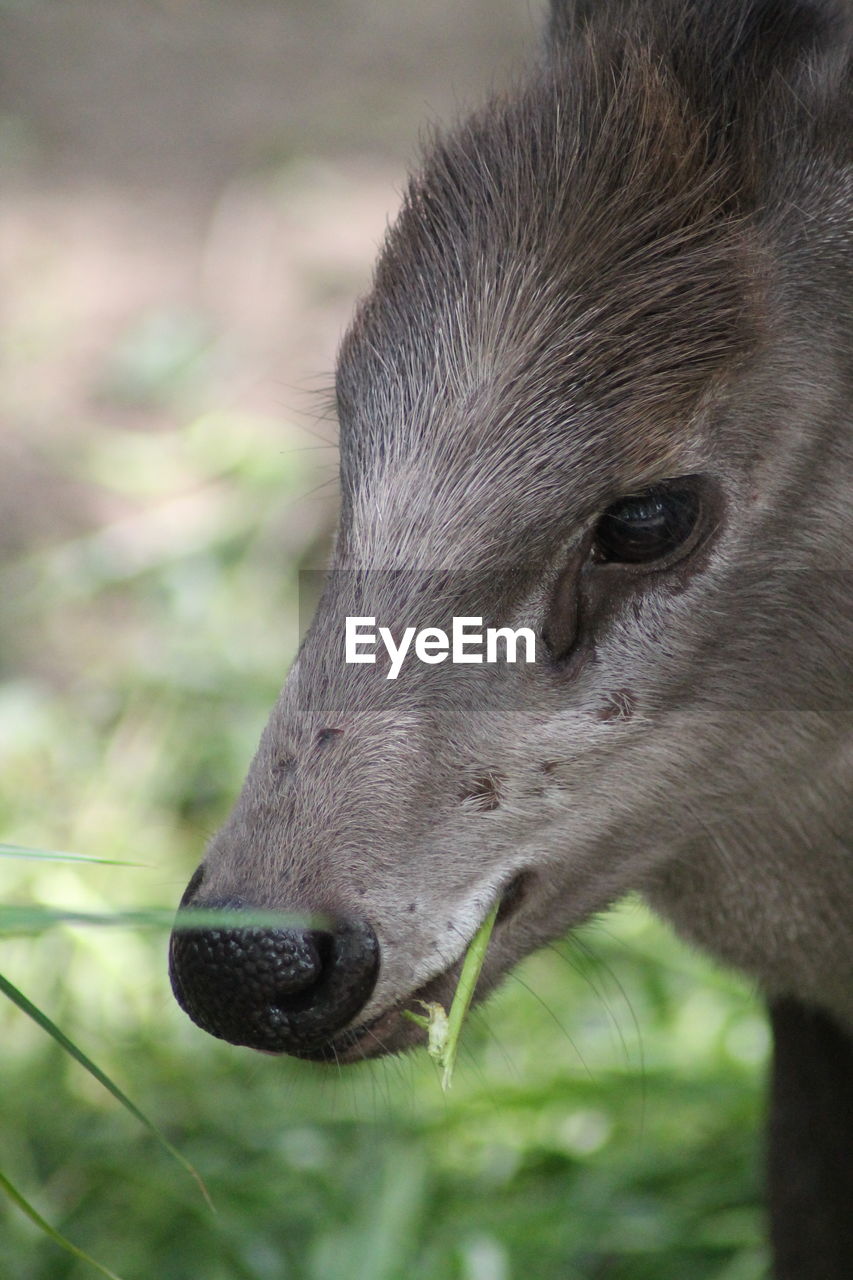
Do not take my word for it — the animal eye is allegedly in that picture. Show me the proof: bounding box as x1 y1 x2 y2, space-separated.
593 483 701 565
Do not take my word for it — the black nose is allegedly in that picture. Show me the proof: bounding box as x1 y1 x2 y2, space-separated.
168 894 380 1055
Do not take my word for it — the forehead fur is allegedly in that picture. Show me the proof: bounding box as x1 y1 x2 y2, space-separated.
334 0 847 559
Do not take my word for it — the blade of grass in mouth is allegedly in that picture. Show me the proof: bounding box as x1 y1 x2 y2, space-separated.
404 898 499 1091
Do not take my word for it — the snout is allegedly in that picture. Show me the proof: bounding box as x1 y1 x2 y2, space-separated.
168 893 380 1055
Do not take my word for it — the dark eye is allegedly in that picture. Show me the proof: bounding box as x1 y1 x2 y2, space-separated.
593 483 701 565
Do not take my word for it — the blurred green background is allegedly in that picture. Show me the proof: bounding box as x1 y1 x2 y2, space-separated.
0 3 768 1278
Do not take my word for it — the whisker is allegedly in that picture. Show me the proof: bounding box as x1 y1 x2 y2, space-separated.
296 474 340 504
564 932 648 1139
466 1004 522 1088
504 969 596 1082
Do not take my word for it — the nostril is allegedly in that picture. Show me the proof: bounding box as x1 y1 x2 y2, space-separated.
175 914 328 1011
310 928 334 977
169 898 379 1054
265 928 335 1011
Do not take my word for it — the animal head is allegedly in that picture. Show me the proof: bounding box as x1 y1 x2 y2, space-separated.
170 0 853 1060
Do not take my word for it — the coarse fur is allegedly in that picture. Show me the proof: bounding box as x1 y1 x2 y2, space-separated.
172 1 852 1273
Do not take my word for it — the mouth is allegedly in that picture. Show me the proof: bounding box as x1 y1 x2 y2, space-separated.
288 961 467 1063
291 869 532 1064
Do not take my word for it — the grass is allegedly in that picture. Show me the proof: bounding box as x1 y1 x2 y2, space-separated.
0 901 769 1280
404 900 501 1092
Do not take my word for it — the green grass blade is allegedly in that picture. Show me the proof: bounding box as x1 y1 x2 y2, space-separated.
0 843 145 866
0 905 324 935
440 900 500 1092
0 1168 126 1280
0 973 213 1211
